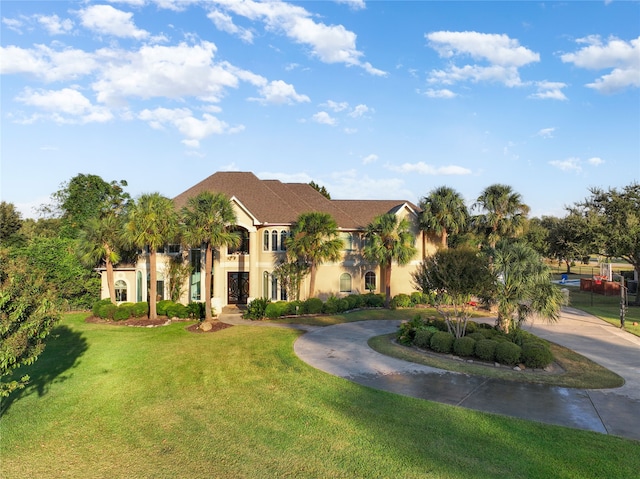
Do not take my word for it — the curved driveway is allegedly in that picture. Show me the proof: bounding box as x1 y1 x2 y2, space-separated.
293 308 640 441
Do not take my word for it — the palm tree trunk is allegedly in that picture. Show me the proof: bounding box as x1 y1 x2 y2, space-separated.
204 243 213 320
384 263 392 308
149 249 157 320
441 229 448 248
105 250 116 304
308 262 317 298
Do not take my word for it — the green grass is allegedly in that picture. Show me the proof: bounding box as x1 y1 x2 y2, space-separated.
565 287 640 337
2 313 639 479
369 334 624 389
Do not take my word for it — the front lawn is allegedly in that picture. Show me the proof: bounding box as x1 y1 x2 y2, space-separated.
1 312 639 479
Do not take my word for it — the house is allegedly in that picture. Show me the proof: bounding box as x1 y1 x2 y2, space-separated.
100 171 438 312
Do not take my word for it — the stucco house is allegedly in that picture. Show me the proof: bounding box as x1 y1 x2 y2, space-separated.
101 171 438 313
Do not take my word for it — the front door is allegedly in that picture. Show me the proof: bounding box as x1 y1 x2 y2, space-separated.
228 272 249 304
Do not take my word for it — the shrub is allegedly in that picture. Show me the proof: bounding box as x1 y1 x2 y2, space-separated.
391 293 412 309
302 297 324 314
344 295 359 310
430 331 454 353
156 300 175 316
284 300 303 315
264 302 289 319
363 293 385 308
521 342 554 369
425 317 448 332
92 299 112 317
453 337 476 357
495 341 522 366
413 327 438 349
244 298 270 320
166 303 189 319
410 291 430 306
465 321 478 334
396 315 426 345
467 332 485 342
132 302 148 318
97 302 117 320
351 294 366 309
187 302 206 320
114 303 134 321
475 339 498 362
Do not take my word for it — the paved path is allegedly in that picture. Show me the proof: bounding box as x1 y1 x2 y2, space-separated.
291 309 640 442
220 308 640 441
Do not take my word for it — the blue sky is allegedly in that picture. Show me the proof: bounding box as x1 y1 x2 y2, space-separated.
2 0 639 219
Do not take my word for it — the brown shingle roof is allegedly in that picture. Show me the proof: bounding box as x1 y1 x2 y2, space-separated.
173 171 418 229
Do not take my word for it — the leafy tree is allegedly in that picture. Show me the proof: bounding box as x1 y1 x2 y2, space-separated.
575 183 640 305
0 202 22 247
123 193 178 320
272 258 309 301
412 246 493 337
488 241 564 334
41 174 130 238
363 213 417 308
0 249 60 397
286 212 343 299
18 217 61 241
309 181 331 200
181 191 239 320
78 214 123 304
166 255 192 303
524 217 550 258
418 186 469 248
472 184 530 248
544 214 592 273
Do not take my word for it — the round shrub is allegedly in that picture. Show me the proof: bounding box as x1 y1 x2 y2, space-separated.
187 302 206 320
479 327 499 339
391 293 411 308
97 302 117 320
413 327 437 349
410 291 430 306
156 300 175 316
302 297 323 314
363 293 385 308
495 341 522 366
396 315 426 345
453 337 476 357
521 342 554 369
284 300 303 315
430 331 454 354
475 339 498 362
426 317 448 332
92 298 112 317
264 302 288 319
464 321 478 334
114 303 134 321
344 295 359 310
244 298 270 320
322 297 340 314
166 303 189 319
467 332 485 342
351 294 366 309
132 302 148 318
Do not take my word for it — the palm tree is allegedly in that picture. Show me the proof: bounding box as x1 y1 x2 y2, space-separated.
285 212 343 299
363 213 417 308
472 184 530 248
181 191 239 320
78 214 122 304
490 241 564 334
123 193 178 320
418 186 468 249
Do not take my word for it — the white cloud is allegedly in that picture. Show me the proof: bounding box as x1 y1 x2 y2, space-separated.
587 157 604 166
322 100 349 112
549 157 582 173
325 169 413 200
312 111 337 126
209 0 385 75
362 154 378 165
423 88 457 99
529 81 568 101
207 9 254 43
536 127 555 138
257 171 313 183
78 4 149 39
561 35 640 93
335 0 366 11
386 162 472 175
349 104 370 118
16 87 113 123
138 107 244 147
251 79 310 105
2 17 24 34
0 45 98 82
37 14 74 35
425 31 539 89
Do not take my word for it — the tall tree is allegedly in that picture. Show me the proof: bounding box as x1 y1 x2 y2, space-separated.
78 214 123 304
0 202 23 247
472 184 530 248
0 249 60 397
544 214 592 274
123 193 178 320
285 212 343 299
418 186 468 248
575 183 640 305
363 213 417 308
181 191 239 320
488 241 564 334
412 246 493 338
309 181 331 199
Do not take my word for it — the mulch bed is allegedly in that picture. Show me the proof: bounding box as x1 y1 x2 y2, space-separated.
85 316 234 333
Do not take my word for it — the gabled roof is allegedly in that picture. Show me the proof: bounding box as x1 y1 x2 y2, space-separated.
173 171 419 229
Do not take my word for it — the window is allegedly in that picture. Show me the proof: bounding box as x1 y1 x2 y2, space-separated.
280 230 288 251
190 248 202 301
168 244 181 254
365 271 376 292
340 273 352 293
271 275 278 300
263 271 270 298
136 271 142 302
341 233 353 251
229 227 249 254
271 230 278 251
263 231 270 251
115 280 127 302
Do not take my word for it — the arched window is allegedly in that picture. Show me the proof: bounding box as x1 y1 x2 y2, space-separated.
340 273 352 293
263 271 270 298
263 230 270 251
136 271 142 302
115 280 127 302
280 230 288 251
271 230 278 251
365 271 376 292
229 227 249 254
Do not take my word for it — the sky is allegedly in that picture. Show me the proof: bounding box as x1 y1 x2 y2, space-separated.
1 0 639 220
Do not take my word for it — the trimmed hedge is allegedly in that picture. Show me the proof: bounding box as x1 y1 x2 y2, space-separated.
114 303 134 321
453 337 476 357
475 339 498 362
413 327 438 349
132 302 148 318
302 298 324 314
495 341 522 366
166 303 189 319
156 300 175 316
391 293 411 309
521 342 554 368
430 331 454 353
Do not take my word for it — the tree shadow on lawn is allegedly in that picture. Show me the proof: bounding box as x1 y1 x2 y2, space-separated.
1 325 88 416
